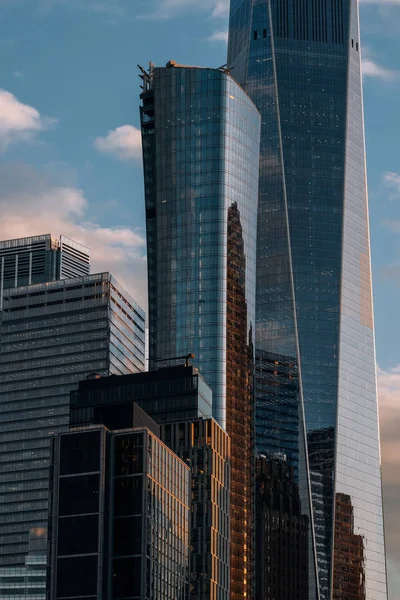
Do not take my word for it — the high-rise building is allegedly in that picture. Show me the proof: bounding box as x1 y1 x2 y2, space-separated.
70 365 212 428
140 61 260 600
228 2 387 598
69 366 231 600
0 234 90 309
255 455 308 600
162 420 230 600
0 531 47 600
0 272 145 570
47 424 190 600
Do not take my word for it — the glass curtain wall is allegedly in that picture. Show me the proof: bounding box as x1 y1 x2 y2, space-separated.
228 1 388 598
141 63 261 600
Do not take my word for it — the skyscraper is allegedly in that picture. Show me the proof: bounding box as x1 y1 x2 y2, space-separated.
255 455 308 600
228 1 387 599
69 366 231 600
140 62 261 600
0 234 90 309
0 271 145 571
48 423 190 600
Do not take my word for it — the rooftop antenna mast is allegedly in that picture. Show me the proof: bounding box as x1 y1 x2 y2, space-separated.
138 62 155 92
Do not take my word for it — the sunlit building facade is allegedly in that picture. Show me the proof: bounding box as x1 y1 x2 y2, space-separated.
162 419 230 600
48 425 190 600
0 272 145 571
0 234 90 309
255 455 308 600
228 1 387 598
69 366 230 600
140 62 261 600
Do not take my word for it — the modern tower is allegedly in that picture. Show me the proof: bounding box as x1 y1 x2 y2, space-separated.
69 366 231 600
0 271 145 573
228 1 387 599
48 423 190 600
0 234 90 309
255 454 309 600
140 62 261 600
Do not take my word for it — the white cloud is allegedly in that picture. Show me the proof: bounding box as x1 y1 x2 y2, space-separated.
360 0 400 4
381 171 400 205
139 0 229 20
0 163 147 308
94 125 142 161
0 0 126 18
208 29 228 43
211 0 229 17
377 364 400 585
362 57 398 80
0 89 54 151
384 171 400 190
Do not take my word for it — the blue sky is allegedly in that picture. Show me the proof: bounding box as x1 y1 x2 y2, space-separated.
0 0 399 595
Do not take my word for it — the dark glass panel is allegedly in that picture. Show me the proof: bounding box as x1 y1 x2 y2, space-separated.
60 431 101 475
58 474 99 516
114 434 144 476
112 557 142 598
56 556 97 598
113 516 142 556
57 515 99 556
114 476 143 517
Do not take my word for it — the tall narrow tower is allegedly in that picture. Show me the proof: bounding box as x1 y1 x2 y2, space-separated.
228 1 387 599
140 62 261 600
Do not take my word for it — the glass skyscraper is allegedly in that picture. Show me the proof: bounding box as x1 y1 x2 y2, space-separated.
48 424 190 600
228 1 387 599
0 234 90 310
0 271 145 572
69 366 230 600
140 62 261 600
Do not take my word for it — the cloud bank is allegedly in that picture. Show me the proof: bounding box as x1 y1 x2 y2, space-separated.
0 89 54 151
140 0 229 20
208 29 228 43
377 365 400 599
94 125 142 161
363 58 398 80
0 162 147 308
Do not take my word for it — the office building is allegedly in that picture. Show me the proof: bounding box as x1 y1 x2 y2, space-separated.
48 424 190 600
333 493 366 600
228 1 387 598
255 455 308 600
162 420 230 600
140 62 260 600
0 272 145 570
0 530 47 600
70 364 212 428
0 234 90 309
69 366 230 600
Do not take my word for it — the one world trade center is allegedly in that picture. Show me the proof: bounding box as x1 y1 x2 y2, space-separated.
228 1 388 598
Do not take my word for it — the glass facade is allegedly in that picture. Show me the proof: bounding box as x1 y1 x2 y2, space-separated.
255 455 309 600
140 63 260 600
70 365 213 428
48 425 190 600
161 419 230 600
228 1 387 599
0 533 47 600
0 273 145 571
141 63 260 429
0 234 90 310
69 368 230 600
